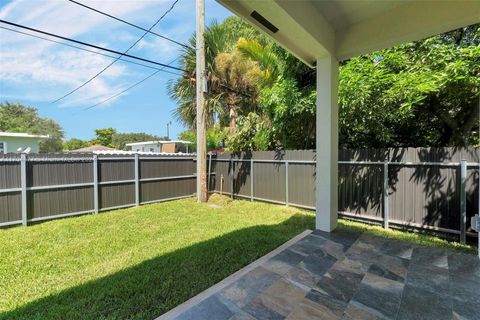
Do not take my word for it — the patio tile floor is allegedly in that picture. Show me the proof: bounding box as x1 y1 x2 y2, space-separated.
164 229 479 320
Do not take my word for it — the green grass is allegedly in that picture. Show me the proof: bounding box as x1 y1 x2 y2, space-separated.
0 196 314 320
338 219 476 254
0 196 475 319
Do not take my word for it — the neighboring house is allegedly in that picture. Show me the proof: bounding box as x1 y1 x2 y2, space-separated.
0 132 49 153
67 145 117 153
125 140 192 153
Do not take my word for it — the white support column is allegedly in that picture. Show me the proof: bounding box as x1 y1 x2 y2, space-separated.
315 55 339 232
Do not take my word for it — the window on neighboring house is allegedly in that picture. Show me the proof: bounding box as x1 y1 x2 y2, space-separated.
150 148 154 152
0 142 5 153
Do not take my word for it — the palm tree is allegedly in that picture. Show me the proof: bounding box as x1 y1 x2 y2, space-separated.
168 20 258 130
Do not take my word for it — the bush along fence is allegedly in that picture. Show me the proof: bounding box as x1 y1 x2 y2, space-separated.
209 148 479 243
0 153 197 227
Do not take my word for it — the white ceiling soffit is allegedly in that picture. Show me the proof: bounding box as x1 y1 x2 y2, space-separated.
217 0 480 66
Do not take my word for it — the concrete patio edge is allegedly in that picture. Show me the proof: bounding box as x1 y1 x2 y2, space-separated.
155 229 313 320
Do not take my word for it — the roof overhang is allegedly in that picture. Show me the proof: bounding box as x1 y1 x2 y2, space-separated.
217 0 480 66
0 131 49 139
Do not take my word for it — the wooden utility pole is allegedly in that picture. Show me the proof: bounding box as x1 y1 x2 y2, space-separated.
196 0 207 202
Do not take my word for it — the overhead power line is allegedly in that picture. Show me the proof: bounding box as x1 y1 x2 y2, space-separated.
0 26 182 76
0 19 186 72
84 58 179 111
67 0 190 49
53 0 181 103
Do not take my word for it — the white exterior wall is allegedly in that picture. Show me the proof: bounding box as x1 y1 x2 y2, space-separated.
130 143 161 153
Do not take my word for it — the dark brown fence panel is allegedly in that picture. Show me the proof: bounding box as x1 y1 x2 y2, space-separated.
0 192 21 224
0 162 21 189
140 178 195 203
338 164 383 219
213 148 479 238
141 159 194 179
28 160 92 187
29 187 94 220
253 162 286 203
99 183 135 210
99 160 134 182
233 160 251 198
288 163 315 208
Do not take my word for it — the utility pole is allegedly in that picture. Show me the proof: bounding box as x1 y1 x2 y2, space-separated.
196 0 207 202
166 121 172 140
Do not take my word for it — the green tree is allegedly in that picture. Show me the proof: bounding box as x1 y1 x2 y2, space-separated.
179 125 228 152
92 128 117 147
63 138 90 151
0 102 64 152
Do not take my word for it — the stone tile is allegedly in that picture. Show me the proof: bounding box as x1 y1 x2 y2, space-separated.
262 249 306 275
284 265 322 290
311 229 361 249
367 254 409 283
351 273 403 319
448 273 480 304
258 278 307 316
243 296 285 320
220 266 280 307
305 289 347 319
287 298 335 320
299 249 337 278
228 313 256 320
342 300 389 320
175 295 233 320
289 235 327 256
315 267 365 302
379 239 414 260
258 279 308 316
333 256 371 275
452 296 479 320
397 285 453 320
406 263 449 294
448 252 480 279
345 239 384 265
410 246 448 269
321 239 348 259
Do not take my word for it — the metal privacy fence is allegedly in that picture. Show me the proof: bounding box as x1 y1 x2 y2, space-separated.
0 153 196 227
209 148 479 242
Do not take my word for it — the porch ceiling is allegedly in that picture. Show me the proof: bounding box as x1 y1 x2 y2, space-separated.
216 0 480 65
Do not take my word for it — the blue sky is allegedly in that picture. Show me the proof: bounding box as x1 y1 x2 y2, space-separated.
0 0 232 140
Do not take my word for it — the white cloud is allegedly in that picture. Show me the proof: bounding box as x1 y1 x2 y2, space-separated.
0 0 178 108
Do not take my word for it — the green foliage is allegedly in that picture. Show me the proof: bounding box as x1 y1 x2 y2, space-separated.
92 127 116 147
339 28 480 147
63 138 90 151
226 113 272 151
179 125 228 152
170 18 479 151
0 102 64 152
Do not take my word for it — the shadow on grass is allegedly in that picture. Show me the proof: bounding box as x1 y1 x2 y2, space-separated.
1 214 314 320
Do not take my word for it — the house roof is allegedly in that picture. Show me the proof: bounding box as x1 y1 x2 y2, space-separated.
125 140 192 147
68 145 116 152
217 0 480 65
0 131 49 139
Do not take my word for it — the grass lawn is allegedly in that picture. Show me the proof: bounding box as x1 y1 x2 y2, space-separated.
0 195 474 319
0 195 314 320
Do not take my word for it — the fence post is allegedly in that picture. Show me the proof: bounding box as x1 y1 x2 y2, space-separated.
20 153 27 226
250 158 254 201
460 159 467 243
208 153 212 193
383 160 389 229
93 154 99 214
230 159 234 199
135 154 140 206
285 161 289 206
